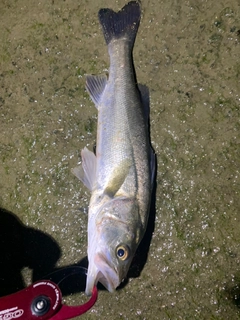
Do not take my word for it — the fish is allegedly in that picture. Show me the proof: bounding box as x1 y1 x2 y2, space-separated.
72 1 155 295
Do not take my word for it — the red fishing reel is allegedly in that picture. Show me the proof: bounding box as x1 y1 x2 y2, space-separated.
0 267 97 320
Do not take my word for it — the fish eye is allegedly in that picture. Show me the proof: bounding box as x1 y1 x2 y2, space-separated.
116 245 129 261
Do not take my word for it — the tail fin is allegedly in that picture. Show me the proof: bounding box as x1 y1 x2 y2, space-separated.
98 1 141 48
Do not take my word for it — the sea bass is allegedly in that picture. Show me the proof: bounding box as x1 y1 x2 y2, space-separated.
73 1 155 295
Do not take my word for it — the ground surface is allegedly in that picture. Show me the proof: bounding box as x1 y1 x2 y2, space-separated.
0 0 240 319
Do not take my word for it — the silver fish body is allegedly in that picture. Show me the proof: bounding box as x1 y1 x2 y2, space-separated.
73 1 155 295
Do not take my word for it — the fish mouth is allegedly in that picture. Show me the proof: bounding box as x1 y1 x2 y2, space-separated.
85 252 120 295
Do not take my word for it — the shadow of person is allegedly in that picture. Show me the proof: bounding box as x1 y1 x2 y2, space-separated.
0 207 61 296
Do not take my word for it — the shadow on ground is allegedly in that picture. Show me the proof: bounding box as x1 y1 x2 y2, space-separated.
225 275 240 310
0 207 61 296
0 207 92 297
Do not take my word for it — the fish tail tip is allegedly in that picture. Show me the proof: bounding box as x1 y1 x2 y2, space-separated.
98 1 141 46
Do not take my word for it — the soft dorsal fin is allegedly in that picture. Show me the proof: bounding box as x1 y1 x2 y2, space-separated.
85 74 107 107
138 84 150 121
72 147 96 191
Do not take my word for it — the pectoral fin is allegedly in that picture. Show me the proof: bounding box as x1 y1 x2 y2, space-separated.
104 159 132 197
72 147 96 191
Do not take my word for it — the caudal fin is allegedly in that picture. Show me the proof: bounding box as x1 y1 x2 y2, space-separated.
98 1 141 48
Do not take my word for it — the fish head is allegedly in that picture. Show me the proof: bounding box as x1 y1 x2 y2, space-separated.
86 197 141 295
